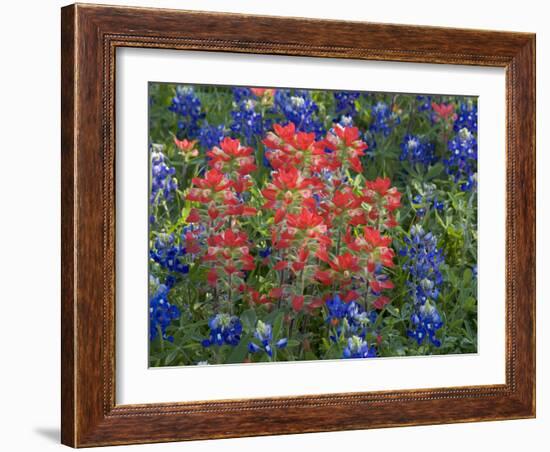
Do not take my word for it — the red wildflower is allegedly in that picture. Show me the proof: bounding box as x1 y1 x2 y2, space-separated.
187 168 232 203
321 124 368 173
291 247 310 272
271 228 296 250
269 288 284 298
263 122 297 149
250 87 275 98
432 102 456 121
370 279 394 292
343 290 360 303
225 205 258 217
291 295 305 311
328 252 361 274
207 268 218 287
174 137 199 159
208 229 248 248
314 269 333 286
207 137 257 176
274 261 289 271
248 288 270 305
262 166 321 209
286 208 326 232
362 178 402 227
308 297 326 309
373 296 390 310
183 230 201 255
364 177 392 196
262 123 322 170
363 227 392 248
274 208 286 224
186 208 200 223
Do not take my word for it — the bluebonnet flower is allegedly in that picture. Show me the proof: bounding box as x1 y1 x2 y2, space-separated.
168 85 205 139
333 91 361 121
230 97 265 145
445 127 478 191
370 101 401 137
149 278 180 341
400 225 444 305
416 95 432 112
400 225 445 346
325 295 376 342
363 130 378 153
198 122 226 149
150 148 178 204
248 320 287 357
150 233 190 274
454 101 478 133
202 314 243 347
259 247 272 258
337 115 355 127
326 294 349 323
399 134 436 166
232 87 253 103
407 302 443 347
412 184 444 218
342 335 376 358
274 89 324 137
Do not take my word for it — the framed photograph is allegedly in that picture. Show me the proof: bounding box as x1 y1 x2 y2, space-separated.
61 3 536 447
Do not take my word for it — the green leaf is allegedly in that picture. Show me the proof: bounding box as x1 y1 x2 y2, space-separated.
164 350 179 366
227 338 250 364
240 308 257 333
272 311 285 339
426 162 445 179
463 268 473 287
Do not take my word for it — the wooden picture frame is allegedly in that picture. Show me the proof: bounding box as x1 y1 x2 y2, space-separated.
61 3 536 447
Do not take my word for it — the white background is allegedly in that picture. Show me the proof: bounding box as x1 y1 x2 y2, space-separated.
0 0 546 451
117 49 505 404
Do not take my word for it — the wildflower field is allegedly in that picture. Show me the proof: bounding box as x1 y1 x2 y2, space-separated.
148 83 478 366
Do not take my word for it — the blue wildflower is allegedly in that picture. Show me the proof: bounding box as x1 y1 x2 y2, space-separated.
248 320 288 358
149 278 180 341
370 101 401 137
230 97 265 145
274 89 324 137
150 148 177 204
363 130 377 153
416 95 432 112
325 295 376 342
259 247 272 258
333 91 361 121
399 134 436 166
202 314 243 347
407 302 443 347
198 122 226 149
401 225 444 305
400 225 445 346
232 87 253 103
454 101 478 133
150 233 189 274
326 294 349 323
412 184 445 218
168 85 204 139
445 127 477 191
342 335 376 359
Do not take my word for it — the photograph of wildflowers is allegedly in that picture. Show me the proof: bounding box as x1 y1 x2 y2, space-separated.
148 83 478 366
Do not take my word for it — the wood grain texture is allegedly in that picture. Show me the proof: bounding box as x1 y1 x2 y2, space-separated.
60 3 536 447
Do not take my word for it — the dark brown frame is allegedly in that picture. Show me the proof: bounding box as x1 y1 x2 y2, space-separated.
61 3 536 447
